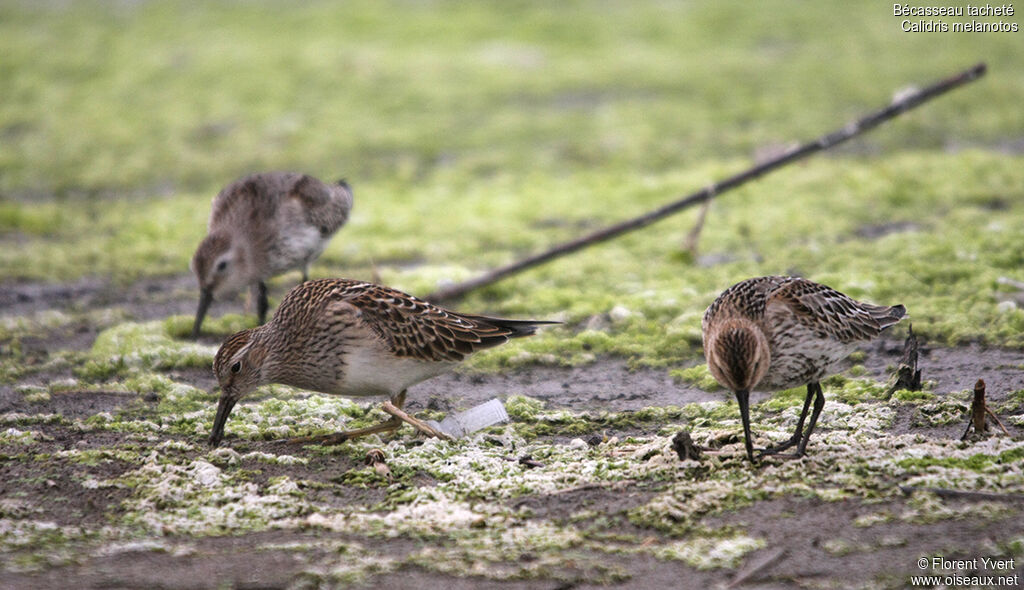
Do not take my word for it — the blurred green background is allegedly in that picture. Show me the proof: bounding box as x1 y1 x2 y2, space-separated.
1 0 1022 364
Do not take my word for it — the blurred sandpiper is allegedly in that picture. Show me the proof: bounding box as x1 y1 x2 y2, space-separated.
190 172 353 338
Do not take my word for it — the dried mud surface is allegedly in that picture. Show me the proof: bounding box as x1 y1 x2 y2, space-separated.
1 275 1023 590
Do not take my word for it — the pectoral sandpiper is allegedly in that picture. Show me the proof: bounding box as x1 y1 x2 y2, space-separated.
702 276 906 463
190 172 353 338
208 278 558 448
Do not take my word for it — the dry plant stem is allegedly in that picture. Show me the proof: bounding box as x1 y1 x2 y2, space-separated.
682 196 711 256
381 400 453 440
369 257 382 285
987 407 1011 436
426 63 987 303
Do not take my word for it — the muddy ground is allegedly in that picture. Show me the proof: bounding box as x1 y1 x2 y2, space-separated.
1 275 1023 590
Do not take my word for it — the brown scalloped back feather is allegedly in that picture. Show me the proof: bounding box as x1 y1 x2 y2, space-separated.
704 276 905 343
270 278 558 363
703 275 906 391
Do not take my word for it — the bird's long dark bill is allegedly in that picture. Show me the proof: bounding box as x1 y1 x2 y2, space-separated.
736 389 755 463
191 289 213 339
209 395 237 448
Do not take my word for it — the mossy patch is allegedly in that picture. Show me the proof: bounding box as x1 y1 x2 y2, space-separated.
81 321 216 380
671 363 722 392
3 365 1023 581
652 534 765 569
102 456 310 536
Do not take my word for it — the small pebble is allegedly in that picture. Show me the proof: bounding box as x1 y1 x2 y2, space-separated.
609 305 633 323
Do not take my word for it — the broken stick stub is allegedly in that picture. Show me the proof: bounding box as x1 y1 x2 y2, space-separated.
887 324 922 397
962 378 1011 440
425 399 510 439
971 379 988 435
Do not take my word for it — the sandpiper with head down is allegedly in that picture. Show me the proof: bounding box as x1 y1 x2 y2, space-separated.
702 276 906 463
208 278 558 448
190 172 353 338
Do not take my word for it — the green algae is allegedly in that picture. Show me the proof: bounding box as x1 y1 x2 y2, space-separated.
0 413 67 427
899 490 1016 525
2 2 1019 197
104 456 311 536
5 156 1024 371
3 366 1023 582
891 389 937 403
670 363 722 392
53 447 143 467
164 314 256 340
86 321 216 374
912 390 973 427
897 447 1024 472
503 395 546 422
505 399 691 439
652 534 765 570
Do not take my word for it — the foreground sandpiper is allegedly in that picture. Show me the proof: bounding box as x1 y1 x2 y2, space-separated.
702 276 906 463
208 278 558 447
190 172 353 338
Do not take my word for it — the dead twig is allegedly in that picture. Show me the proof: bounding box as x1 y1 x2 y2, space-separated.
886 324 922 397
898 486 1024 503
726 547 788 589
426 63 987 303
987 407 1010 436
681 196 712 258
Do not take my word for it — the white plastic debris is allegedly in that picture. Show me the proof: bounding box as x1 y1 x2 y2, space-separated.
424 399 509 439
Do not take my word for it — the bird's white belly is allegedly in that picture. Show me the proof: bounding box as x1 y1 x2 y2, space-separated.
334 345 454 397
268 225 326 275
762 335 858 390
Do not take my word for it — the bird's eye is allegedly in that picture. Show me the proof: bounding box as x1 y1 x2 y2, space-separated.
216 260 228 272
230 361 241 374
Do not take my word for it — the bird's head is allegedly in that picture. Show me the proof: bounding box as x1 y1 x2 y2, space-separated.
209 328 265 447
190 232 251 338
705 319 771 394
191 232 250 301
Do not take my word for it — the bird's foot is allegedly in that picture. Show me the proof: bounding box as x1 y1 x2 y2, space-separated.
757 435 803 457
756 444 806 460
757 451 805 460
